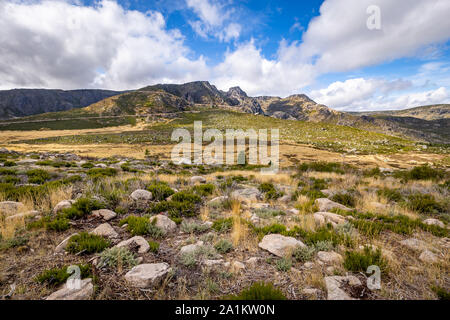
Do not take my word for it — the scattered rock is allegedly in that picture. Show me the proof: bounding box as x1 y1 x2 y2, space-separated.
90 223 118 238
324 276 361 300
5 210 39 222
258 234 305 257
399 238 427 251
116 236 150 254
232 261 245 271
314 212 346 227
203 259 225 267
46 278 93 300
317 251 343 264
419 250 439 264
302 288 321 296
55 233 78 253
190 176 206 184
423 218 445 228
231 188 262 203
315 198 352 212
130 189 152 201
245 257 259 266
180 241 204 255
91 209 117 221
0 201 25 216
151 214 176 233
303 262 315 269
124 263 172 288
53 200 74 214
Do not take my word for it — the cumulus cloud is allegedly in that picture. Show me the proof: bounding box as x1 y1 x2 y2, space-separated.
310 78 449 111
186 0 241 41
0 0 209 90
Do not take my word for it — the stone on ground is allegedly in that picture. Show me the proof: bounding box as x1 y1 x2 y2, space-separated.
258 234 305 257
0 201 25 216
399 238 427 251
130 189 152 201
151 214 176 233
116 236 150 254
90 223 118 238
55 233 79 253
317 251 343 264
325 276 361 300
124 263 172 288
46 278 93 300
190 176 206 184
423 218 445 228
92 209 117 221
231 188 262 203
419 250 439 264
315 198 352 212
53 200 75 214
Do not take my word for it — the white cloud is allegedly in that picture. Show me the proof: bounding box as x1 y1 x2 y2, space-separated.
310 77 449 111
186 0 240 41
0 0 209 90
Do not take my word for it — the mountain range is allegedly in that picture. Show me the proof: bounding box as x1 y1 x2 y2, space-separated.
0 81 448 143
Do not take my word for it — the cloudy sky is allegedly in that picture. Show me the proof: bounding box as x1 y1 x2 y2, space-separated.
1 0 450 111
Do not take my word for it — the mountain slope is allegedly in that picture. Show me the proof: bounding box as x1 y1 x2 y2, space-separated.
349 104 450 120
0 89 122 120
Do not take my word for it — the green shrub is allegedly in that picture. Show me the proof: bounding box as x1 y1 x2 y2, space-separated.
276 257 292 272
298 161 345 174
331 193 356 207
0 168 16 175
3 160 16 167
150 200 197 219
146 181 174 201
432 286 450 300
180 220 209 234
377 188 403 202
254 208 286 219
171 191 202 204
35 264 91 287
121 164 138 173
395 165 445 181
87 168 117 180
343 246 388 272
66 232 110 254
62 197 105 220
1 175 20 185
46 217 70 232
192 184 215 196
407 194 445 214
258 183 282 200
224 282 286 300
214 239 233 253
148 240 160 253
0 235 28 250
363 167 382 177
293 245 316 262
179 245 218 268
212 218 233 233
119 216 164 238
98 247 138 269
27 169 51 184
81 162 95 169
314 240 334 252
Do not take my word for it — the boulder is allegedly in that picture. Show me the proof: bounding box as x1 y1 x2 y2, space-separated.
46 278 93 300
231 188 262 203
419 250 439 264
324 276 361 300
315 198 352 212
313 212 347 227
423 219 445 228
124 263 172 288
5 210 39 222
151 215 176 233
190 176 206 184
317 251 343 264
179 241 204 255
92 209 117 221
115 236 150 254
53 200 75 214
0 201 25 216
90 223 118 238
232 261 245 271
258 234 305 257
399 238 427 251
130 189 152 201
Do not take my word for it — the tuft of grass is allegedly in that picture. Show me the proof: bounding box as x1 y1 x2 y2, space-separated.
46 216 70 232
276 257 292 272
180 220 209 234
62 197 105 220
212 218 233 233
293 245 316 262
407 194 445 214
254 208 285 219
298 161 347 174
148 240 160 253
224 282 286 300
431 286 450 300
343 246 388 272
87 168 117 180
331 193 356 208
26 169 51 184
65 232 110 254
146 181 175 201
35 264 91 287
192 184 215 197
119 215 165 238
214 239 233 253
179 245 218 268
258 183 283 200
377 188 403 202
394 165 445 181
98 247 138 270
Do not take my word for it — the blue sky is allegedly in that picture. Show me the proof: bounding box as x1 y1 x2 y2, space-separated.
1 0 450 111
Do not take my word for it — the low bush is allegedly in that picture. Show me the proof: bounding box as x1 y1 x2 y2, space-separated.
46 217 70 232
298 161 346 174
254 208 285 219
35 264 91 287
214 239 233 253
212 218 233 233
65 232 110 254
26 169 51 184
87 168 117 180
146 181 174 201
179 245 218 268
407 194 445 214
276 257 292 272
148 240 160 253
377 188 403 202
331 193 356 207
119 216 165 238
258 183 283 200
180 220 210 234
98 247 138 269
343 246 388 272
293 245 316 262
395 165 445 181
62 197 105 220
224 282 286 300
192 184 215 196
3 160 16 167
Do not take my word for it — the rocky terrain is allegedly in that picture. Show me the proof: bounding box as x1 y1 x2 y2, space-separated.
352 104 450 121
0 148 448 300
0 89 122 120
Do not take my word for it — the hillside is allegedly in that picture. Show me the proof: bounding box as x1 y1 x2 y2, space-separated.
0 82 448 144
350 104 450 120
0 89 122 120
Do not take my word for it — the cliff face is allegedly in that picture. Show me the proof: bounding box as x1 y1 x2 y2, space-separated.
0 89 122 119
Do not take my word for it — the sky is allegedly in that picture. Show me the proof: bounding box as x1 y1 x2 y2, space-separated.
1 0 450 111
